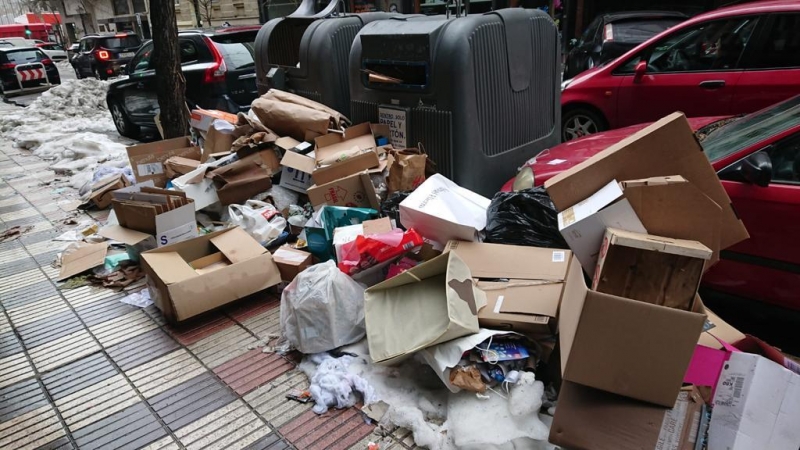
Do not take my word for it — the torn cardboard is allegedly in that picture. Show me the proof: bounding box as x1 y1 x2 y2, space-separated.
364 251 486 364
89 174 131 209
140 227 281 322
545 113 748 252
59 242 108 281
307 171 380 210
126 137 203 187
164 156 201 179
208 149 280 205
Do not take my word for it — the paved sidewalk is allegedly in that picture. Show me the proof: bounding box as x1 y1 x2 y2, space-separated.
0 145 415 449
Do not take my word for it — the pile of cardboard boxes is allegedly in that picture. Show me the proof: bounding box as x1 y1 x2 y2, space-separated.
70 92 800 449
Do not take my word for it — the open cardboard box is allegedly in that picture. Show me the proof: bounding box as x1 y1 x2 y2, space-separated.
446 241 571 336
312 123 389 185
110 182 197 246
141 227 281 323
307 171 381 209
126 137 204 187
207 149 280 205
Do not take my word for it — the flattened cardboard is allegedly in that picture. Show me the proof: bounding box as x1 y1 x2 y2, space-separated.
141 227 281 322
279 150 315 193
364 251 486 364
126 137 202 187
550 382 704 450
307 172 380 210
622 175 723 269
58 242 108 280
98 224 152 246
273 245 312 281
545 113 748 252
593 228 712 311
209 150 280 205
164 156 201 179
311 151 381 186
559 253 706 407
90 174 131 209
312 123 383 185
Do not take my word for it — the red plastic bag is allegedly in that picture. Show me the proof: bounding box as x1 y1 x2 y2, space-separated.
339 229 423 275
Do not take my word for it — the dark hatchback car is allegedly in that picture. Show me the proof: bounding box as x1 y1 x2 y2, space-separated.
107 27 260 139
564 11 687 80
72 32 142 80
0 47 60 96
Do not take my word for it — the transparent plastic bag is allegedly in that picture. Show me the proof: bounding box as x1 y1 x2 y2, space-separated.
280 261 366 353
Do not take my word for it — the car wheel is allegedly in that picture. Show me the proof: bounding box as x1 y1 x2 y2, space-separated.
562 108 606 142
109 99 140 139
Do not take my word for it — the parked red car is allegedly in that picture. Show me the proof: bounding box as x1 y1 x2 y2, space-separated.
561 0 800 142
504 96 800 313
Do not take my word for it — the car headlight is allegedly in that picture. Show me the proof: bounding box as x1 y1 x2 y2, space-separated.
512 166 535 191
561 79 572 91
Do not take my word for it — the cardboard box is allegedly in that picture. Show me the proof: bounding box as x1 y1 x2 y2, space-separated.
550 381 705 450
710 352 800 450
208 149 280 205
190 109 238 132
58 242 108 281
557 180 647 273
559 253 706 407
126 137 203 187
164 156 201 179
312 123 385 185
364 251 486 364
203 126 235 154
593 228 712 311
545 113 748 254
280 148 316 194
307 171 380 210
89 174 131 209
272 245 312 281
399 174 491 245
111 182 197 247
447 241 572 336
141 227 281 322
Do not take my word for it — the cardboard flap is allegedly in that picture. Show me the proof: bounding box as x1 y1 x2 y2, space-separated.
447 241 570 280
281 150 316 174
210 227 266 263
545 113 748 251
314 122 375 160
275 136 302 151
58 243 108 281
141 252 197 284
98 225 152 246
368 251 450 291
363 217 392 235
558 255 588 375
498 283 562 317
607 228 713 260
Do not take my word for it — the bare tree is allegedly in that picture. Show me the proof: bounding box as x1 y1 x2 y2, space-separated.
197 0 212 27
149 0 189 138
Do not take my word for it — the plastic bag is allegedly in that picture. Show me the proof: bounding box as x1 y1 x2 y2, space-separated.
338 228 423 275
228 200 287 246
484 187 568 249
281 261 366 353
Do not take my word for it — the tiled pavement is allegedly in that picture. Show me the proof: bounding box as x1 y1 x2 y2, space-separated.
0 143 414 449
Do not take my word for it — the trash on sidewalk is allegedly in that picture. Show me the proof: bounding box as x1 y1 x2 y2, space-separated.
484 187 567 249
87 173 131 209
109 182 197 246
365 251 486 364
228 200 286 246
58 242 108 281
280 260 366 354
386 146 428 193
119 288 153 308
164 156 202 179
141 227 281 323
126 137 204 187
208 149 280 205
272 244 312 282
399 174 491 246
303 352 377 414
189 108 238 133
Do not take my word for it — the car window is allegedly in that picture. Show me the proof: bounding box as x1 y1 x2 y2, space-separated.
100 36 141 49
210 33 256 70
180 40 199 63
611 19 685 43
748 14 800 70
130 42 153 73
765 133 800 184
4 49 46 64
703 95 800 162
617 18 757 74
579 17 602 46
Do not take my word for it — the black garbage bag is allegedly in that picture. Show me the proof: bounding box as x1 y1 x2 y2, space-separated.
484 187 568 249
381 190 412 230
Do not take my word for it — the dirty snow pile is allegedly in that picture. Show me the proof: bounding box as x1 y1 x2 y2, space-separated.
0 78 134 189
300 341 556 450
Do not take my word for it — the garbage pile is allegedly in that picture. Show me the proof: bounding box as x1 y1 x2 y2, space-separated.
56 95 800 450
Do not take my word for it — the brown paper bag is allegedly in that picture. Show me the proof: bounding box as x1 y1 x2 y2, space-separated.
260 89 349 128
387 147 428 193
449 366 486 393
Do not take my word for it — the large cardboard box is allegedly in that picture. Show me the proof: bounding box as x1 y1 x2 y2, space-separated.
709 352 800 450
557 180 647 273
559 253 706 407
272 245 312 281
364 251 486 364
141 227 281 322
593 228 712 311
111 182 197 246
307 171 381 210
447 241 572 336
126 137 203 187
550 381 705 450
312 123 386 185
545 113 748 254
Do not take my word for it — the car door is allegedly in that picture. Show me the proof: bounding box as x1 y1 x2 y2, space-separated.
615 17 758 127
708 132 800 310
731 13 800 115
79 38 94 75
116 42 158 123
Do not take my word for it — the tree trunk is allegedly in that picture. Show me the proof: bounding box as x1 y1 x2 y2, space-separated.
191 0 202 26
149 0 189 139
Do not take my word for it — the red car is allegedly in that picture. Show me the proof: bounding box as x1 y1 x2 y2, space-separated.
561 0 800 142
504 96 800 313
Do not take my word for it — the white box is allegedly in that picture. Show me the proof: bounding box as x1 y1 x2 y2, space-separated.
710 352 800 450
557 180 646 274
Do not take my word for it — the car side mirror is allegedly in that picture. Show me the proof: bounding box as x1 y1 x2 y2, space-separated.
740 152 772 187
633 60 647 83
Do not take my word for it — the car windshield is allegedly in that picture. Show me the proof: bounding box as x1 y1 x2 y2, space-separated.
702 96 800 161
4 49 44 63
100 36 141 49
612 18 685 43
210 32 256 70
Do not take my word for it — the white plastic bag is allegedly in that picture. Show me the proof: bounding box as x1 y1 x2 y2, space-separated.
228 199 287 245
280 261 366 353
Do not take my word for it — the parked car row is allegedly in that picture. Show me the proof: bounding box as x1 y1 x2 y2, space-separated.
0 46 60 97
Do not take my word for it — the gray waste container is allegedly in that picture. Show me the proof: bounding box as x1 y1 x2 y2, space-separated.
348 9 560 196
255 12 397 118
